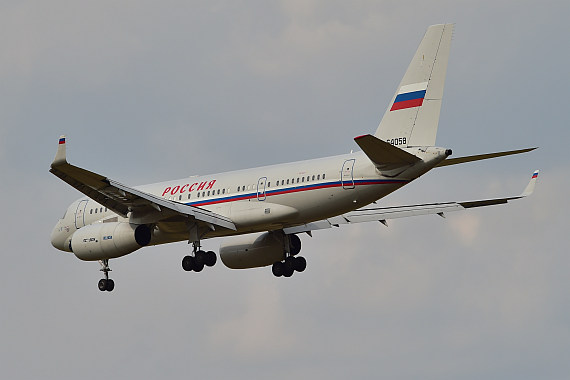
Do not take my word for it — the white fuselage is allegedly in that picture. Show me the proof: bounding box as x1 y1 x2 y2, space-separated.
50 147 448 251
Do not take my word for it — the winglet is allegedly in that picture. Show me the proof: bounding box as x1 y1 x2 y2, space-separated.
520 170 539 197
51 135 67 167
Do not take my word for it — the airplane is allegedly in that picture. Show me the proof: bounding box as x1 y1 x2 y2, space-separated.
50 24 538 292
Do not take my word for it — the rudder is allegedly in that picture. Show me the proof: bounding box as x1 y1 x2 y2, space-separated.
375 24 453 147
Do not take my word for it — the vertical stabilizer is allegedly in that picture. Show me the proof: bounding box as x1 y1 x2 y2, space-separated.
375 24 453 147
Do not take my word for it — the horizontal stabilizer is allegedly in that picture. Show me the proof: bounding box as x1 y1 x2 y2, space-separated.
354 134 420 167
436 147 537 167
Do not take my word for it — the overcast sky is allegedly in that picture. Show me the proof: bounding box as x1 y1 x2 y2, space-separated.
1 1 569 379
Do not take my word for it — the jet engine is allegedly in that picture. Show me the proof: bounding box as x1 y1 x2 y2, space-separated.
220 231 301 269
70 222 151 261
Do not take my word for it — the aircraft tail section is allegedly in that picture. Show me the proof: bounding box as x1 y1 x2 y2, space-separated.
375 23 453 147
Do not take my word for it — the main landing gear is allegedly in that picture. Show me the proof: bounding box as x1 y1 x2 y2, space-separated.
98 259 115 292
271 256 306 277
271 234 306 278
182 242 217 272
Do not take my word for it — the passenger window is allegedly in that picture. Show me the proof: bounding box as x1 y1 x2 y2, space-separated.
90 209 93 214
317 174 320 180
95 208 97 214
222 189 226 194
197 192 200 198
307 176 310 181
267 182 271 188
207 191 210 196
202 192 205 197
302 177 305 182
286 179 289 185
105 208 107 212
296 178 299 183
242 186 246 191
179 195 182 200
312 175 315 181
188 194 191 199
323 173 326 179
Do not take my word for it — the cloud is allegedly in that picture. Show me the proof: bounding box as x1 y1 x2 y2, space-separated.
207 280 296 359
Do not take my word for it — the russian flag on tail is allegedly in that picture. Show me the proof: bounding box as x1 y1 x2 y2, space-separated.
390 81 428 111
59 137 66 144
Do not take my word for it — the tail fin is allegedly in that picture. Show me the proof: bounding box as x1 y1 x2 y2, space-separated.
375 23 454 147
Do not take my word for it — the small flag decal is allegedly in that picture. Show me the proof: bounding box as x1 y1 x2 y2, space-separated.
59 137 66 145
390 82 428 111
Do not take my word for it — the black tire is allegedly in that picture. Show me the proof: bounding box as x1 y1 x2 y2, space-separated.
182 256 195 271
106 279 115 292
98 279 107 291
294 256 307 272
284 256 296 272
205 251 217 267
289 234 301 256
193 261 205 272
272 262 284 277
283 266 294 277
195 250 206 266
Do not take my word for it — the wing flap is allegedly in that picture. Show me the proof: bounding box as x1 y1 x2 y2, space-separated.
283 170 538 235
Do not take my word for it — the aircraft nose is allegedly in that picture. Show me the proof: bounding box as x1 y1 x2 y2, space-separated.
51 221 72 252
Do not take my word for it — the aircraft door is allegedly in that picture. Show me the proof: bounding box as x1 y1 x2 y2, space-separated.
257 177 267 201
341 159 355 189
75 199 88 228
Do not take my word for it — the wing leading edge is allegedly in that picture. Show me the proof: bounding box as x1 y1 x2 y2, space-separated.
50 136 236 231
283 170 539 235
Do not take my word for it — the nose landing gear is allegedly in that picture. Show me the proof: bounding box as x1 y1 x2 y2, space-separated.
97 259 114 292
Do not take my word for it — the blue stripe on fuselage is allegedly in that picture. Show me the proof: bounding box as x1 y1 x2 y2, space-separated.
185 179 408 207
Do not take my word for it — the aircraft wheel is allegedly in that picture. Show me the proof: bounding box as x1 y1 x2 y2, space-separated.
193 261 205 273
272 262 284 277
289 234 301 256
284 256 296 272
283 266 294 278
182 256 195 271
98 279 107 291
195 250 206 266
205 251 217 267
106 279 115 292
294 256 307 272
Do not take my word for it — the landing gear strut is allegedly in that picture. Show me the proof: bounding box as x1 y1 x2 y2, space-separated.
98 259 115 292
272 234 306 278
182 241 217 272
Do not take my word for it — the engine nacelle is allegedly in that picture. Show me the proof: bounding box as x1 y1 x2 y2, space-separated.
70 222 151 261
220 231 285 269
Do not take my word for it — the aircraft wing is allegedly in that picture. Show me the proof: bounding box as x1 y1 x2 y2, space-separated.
49 136 236 231
283 170 539 235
